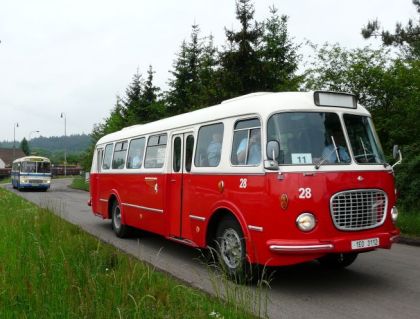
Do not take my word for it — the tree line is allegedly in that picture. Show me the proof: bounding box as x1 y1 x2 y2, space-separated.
1 134 90 165
85 0 420 213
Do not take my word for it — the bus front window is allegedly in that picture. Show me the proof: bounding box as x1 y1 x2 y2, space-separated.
37 162 51 173
20 161 51 173
343 114 386 164
21 162 36 173
267 112 350 165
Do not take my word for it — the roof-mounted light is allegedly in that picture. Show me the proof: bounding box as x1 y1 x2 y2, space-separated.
314 91 357 109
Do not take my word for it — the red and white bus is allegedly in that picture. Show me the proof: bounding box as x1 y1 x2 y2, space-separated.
89 91 400 279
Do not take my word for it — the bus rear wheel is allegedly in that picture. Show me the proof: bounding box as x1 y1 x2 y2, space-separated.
318 253 358 269
215 216 250 282
111 200 131 238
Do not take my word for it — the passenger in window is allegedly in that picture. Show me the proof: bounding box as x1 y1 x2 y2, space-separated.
131 152 142 168
237 130 261 165
207 132 222 166
322 129 350 164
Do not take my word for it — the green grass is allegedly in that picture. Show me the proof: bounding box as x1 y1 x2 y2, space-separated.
0 188 257 319
69 176 89 191
397 210 420 237
0 177 11 184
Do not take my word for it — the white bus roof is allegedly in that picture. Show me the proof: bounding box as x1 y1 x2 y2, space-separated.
97 91 370 145
13 156 51 163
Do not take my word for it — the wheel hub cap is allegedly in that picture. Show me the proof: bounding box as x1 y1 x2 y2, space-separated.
220 228 242 269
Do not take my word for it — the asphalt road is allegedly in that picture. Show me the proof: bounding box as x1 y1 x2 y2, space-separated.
4 179 420 319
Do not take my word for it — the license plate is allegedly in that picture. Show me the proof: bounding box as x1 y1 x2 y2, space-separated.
351 238 380 250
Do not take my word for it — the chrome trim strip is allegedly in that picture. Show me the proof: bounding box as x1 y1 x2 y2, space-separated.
122 203 163 214
168 236 199 247
248 225 263 232
189 215 206 222
144 177 158 181
390 235 400 242
99 198 108 203
269 244 334 252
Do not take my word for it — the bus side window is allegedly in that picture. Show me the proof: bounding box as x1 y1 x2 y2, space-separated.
231 118 261 166
102 144 113 170
96 149 103 172
185 135 194 172
173 136 182 172
195 123 224 167
112 141 128 169
127 138 145 169
145 134 167 168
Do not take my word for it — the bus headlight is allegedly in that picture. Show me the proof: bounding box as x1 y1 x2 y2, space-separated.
391 206 399 223
296 213 316 232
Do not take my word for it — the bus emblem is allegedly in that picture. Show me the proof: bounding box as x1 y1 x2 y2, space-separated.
280 194 289 210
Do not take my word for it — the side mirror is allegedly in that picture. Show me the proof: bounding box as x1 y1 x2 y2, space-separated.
392 144 402 168
392 145 400 160
265 140 280 170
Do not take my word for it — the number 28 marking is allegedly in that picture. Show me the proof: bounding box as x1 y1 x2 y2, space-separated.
298 187 312 199
239 178 248 189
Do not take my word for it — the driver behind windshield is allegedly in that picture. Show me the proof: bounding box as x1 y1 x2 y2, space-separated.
322 127 351 164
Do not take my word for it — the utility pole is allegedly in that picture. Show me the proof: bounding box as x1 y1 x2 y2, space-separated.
13 122 19 161
60 113 67 176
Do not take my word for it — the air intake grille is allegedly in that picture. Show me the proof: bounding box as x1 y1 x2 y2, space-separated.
330 189 387 231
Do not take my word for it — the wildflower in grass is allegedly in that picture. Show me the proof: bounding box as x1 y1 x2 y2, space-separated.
209 310 224 319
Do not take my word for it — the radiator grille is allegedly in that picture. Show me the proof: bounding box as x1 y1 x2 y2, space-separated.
29 179 42 184
330 189 387 231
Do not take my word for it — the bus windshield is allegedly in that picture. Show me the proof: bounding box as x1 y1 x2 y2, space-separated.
268 112 350 165
343 114 386 164
21 161 51 173
267 112 386 166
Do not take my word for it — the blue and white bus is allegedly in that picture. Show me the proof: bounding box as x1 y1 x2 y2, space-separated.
11 156 52 191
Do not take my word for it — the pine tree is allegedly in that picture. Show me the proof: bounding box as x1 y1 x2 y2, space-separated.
141 65 165 122
260 6 301 91
166 24 204 115
20 138 30 155
220 0 263 98
104 96 126 134
199 34 221 106
361 0 420 59
124 70 144 125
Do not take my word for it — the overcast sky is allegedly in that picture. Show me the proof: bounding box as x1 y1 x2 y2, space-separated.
0 0 416 141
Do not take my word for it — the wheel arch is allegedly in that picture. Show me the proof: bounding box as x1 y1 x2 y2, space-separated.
107 189 123 220
205 203 255 262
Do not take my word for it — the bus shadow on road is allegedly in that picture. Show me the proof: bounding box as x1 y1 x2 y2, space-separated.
94 220 390 294
266 260 389 294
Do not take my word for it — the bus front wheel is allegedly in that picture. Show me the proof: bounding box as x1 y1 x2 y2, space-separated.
215 216 250 282
111 200 131 238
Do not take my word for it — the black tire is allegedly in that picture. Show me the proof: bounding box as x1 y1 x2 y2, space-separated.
318 253 358 269
214 216 251 283
111 200 131 238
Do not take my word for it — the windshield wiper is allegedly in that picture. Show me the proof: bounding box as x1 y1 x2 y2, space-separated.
315 136 340 169
360 137 369 161
315 145 339 169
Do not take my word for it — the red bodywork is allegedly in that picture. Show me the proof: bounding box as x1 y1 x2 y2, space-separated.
90 169 399 267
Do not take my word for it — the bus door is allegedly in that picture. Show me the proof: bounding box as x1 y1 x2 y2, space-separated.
169 133 194 238
93 148 104 215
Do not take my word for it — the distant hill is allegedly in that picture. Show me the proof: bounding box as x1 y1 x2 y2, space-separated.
0 134 91 153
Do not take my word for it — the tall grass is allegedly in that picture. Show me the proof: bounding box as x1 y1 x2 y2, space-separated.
205 247 271 319
0 188 256 318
